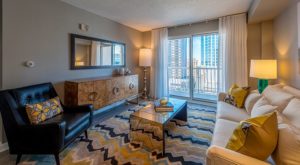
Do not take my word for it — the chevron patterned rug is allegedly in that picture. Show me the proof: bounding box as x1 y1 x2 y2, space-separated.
19 104 216 165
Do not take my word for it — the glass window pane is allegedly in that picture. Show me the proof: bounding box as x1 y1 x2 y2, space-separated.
113 44 125 66
192 33 219 100
168 38 190 97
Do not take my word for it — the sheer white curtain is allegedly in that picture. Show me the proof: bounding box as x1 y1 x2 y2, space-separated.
219 14 248 92
150 28 168 99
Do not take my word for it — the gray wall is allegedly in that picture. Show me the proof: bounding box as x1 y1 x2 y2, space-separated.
1 0 143 145
247 21 275 89
273 2 300 88
247 23 262 89
141 31 152 94
2 0 143 99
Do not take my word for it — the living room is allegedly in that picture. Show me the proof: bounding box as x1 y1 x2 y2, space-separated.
0 0 300 164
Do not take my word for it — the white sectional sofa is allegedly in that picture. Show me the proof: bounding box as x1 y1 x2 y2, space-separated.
206 84 300 165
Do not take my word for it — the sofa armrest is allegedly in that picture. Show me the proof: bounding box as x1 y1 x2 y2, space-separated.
206 146 270 165
218 92 227 101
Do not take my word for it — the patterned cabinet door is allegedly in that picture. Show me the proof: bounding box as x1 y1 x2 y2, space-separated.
77 81 94 106
107 77 125 104
64 82 78 106
125 75 138 97
93 80 108 110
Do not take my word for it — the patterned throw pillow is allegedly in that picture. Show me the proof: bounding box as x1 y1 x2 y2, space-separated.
26 97 63 124
224 84 250 108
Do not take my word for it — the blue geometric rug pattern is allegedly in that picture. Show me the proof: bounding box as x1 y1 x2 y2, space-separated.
19 104 216 165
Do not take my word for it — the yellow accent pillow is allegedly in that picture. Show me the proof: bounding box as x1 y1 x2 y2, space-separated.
226 112 278 160
26 97 63 124
224 84 249 108
228 84 239 94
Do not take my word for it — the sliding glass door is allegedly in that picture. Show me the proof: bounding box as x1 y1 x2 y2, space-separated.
192 33 218 101
168 38 190 97
168 33 219 101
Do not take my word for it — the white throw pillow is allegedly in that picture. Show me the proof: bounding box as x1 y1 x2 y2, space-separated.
262 85 294 111
251 97 278 118
282 98 300 128
244 92 261 114
272 112 300 165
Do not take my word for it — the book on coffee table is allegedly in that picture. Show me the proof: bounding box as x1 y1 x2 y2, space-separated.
154 101 174 112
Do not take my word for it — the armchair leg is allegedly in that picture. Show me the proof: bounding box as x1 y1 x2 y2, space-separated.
85 130 88 139
54 154 60 165
16 154 22 165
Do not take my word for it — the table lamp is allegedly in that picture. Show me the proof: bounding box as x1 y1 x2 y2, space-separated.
139 48 152 99
250 60 277 93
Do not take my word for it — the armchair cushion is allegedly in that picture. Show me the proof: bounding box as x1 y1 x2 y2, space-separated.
26 97 63 124
12 83 58 123
42 112 90 134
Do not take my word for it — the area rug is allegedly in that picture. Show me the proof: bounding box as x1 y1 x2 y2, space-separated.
20 104 216 165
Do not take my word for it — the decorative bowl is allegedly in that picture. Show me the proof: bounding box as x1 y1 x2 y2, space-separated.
160 97 168 105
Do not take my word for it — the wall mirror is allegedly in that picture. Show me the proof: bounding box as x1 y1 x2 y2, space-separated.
71 34 126 69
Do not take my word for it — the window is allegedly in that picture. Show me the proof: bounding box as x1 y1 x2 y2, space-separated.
167 33 219 101
168 38 190 97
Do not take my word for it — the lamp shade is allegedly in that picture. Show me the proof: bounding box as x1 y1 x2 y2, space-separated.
139 48 152 67
250 60 277 79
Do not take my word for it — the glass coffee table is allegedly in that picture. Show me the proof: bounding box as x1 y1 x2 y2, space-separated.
129 98 187 155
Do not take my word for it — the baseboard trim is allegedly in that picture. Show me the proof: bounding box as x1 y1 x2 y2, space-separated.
0 142 8 152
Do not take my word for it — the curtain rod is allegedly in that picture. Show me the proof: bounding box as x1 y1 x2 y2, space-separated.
152 12 247 30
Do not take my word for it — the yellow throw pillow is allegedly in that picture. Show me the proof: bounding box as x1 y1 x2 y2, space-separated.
224 84 250 108
26 97 63 124
228 84 239 94
226 112 278 160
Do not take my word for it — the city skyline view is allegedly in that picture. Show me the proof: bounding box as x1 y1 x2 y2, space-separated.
168 33 219 100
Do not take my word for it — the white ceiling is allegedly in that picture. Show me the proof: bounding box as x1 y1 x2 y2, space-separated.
61 0 253 32
248 0 299 23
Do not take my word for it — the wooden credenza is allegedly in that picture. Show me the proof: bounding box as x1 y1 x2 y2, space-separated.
64 74 138 110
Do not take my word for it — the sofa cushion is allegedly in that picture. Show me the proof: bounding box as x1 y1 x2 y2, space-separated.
211 119 239 147
244 92 261 114
251 97 278 118
272 112 300 165
226 112 278 161
282 98 300 128
217 101 249 122
262 85 294 111
283 86 300 98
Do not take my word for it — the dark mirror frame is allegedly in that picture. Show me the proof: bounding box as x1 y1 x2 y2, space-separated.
70 33 126 70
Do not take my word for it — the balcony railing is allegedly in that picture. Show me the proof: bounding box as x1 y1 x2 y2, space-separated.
168 67 218 101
